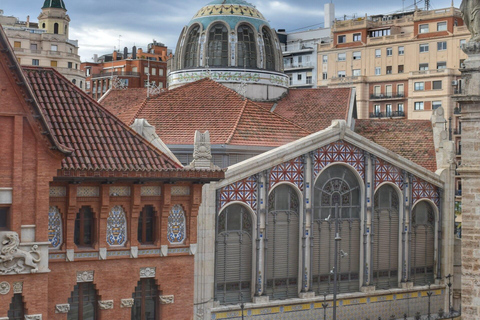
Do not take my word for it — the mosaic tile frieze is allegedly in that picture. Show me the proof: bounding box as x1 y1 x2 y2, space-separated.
412 176 440 207
106 206 127 246
167 205 186 244
49 186 66 197
141 186 162 196
314 141 365 179
77 186 100 197
270 156 304 191
374 158 404 189
48 206 63 249
109 186 131 197
171 186 190 196
220 175 257 211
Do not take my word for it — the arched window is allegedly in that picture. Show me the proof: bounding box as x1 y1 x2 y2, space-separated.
68 282 98 320
80 81 83 89
48 206 63 249
132 278 158 320
184 26 200 68
8 294 25 320
312 165 361 294
266 184 299 300
215 204 253 304
54 23 59 34
372 185 399 289
74 207 94 247
42 23 46 29
208 24 228 67
237 25 257 68
411 201 435 286
138 206 155 245
262 28 276 70
72 79 77 85
106 206 127 246
167 205 186 244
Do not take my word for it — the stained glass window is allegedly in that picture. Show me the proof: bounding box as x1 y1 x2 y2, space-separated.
208 24 229 67
237 25 257 68
184 26 200 68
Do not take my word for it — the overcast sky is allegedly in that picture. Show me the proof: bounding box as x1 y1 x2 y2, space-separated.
0 0 460 61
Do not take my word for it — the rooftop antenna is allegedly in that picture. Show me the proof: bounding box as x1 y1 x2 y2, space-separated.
425 0 430 10
402 0 405 12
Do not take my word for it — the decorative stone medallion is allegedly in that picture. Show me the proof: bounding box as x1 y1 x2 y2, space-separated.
159 295 174 304
12 281 22 294
167 205 186 244
76 271 94 283
55 304 70 313
0 281 10 294
121 298 134 308
98 300 114 310
140 267 156 278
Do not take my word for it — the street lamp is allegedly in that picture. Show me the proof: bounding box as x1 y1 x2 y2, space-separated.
427 282 433 320
240 293 245 320
322 292 329 320
446 274 453 319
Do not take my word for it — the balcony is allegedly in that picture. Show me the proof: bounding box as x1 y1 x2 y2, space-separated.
454 107 462 115
369 111 405 118
284 62 314 71
92 71 140 79
370 93 405 100
329 75 366 85
282 43 316 54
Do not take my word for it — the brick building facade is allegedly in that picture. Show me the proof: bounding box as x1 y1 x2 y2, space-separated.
0 26 223 319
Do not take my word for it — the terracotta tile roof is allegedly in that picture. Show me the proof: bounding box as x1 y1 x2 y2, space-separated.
129 79 310 146
270 88 353 133
100 88 148 124
354 119 437 172
23 67 183 172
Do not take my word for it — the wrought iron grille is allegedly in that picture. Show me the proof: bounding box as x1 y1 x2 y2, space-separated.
411 201 435 286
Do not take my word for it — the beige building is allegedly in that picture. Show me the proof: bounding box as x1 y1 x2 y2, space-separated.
0 0 85 89
317 6 469 121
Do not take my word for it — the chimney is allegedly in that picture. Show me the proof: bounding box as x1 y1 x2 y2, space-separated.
113 50 118 61
324 2 335 28
26 15 30 28
132 46 137 59
124 47 128 59
93 54 98 63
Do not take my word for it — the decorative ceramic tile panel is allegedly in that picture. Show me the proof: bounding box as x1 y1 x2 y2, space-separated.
168 205 186 244
48 206 63 249
106 206 127 246
77 186 100 197
314 141 365 179
171 186 190 196
109 186 131 197
74 252 99 259
270 156 304 191
141 186 162 196
168 247 190 254
220 176 257 211
412 176 441 206
374 158 403 189
107 251 130 257
49 186 66 197
138 249 161 256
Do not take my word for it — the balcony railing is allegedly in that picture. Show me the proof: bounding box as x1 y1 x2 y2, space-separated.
284 62 314 70
454 107 462 114
369 111 405 118
91 71 140 78
370 93 405 99
282 43 316 53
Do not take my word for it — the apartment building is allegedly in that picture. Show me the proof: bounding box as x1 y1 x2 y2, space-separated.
0 1 85 88
81 41 168 100
318 6 469 120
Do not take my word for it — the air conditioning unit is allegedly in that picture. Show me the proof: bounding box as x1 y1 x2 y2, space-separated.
452 80 458 86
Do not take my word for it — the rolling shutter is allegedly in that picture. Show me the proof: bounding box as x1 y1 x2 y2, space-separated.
373 209 399 289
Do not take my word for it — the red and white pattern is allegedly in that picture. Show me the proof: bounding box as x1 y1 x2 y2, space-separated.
412 176 440 207
374 158 403 189
314 141 365 179
270 157 304 191
220 176 257 211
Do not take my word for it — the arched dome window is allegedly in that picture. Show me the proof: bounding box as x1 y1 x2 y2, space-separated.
237 25 257 68
54 23 59 34
184 26 200 68
208 24 228 67
262 28 276 70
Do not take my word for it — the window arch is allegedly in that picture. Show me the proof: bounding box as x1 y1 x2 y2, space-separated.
74 207 94 247
106 205 127 246
262 28 276 70
266 184 299 300
411 201 435 286
208 23 228 67
132 278 159 320
237 25 257 68
138 205 156 245
215 204 253 304
48 206 63 249
312 165 361 294
68 282 98 320
8 293 25 320
54 23 59 34
372 184 400 289
184 26 200 68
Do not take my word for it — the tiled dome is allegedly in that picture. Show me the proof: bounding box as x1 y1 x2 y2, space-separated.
42 0 66 10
